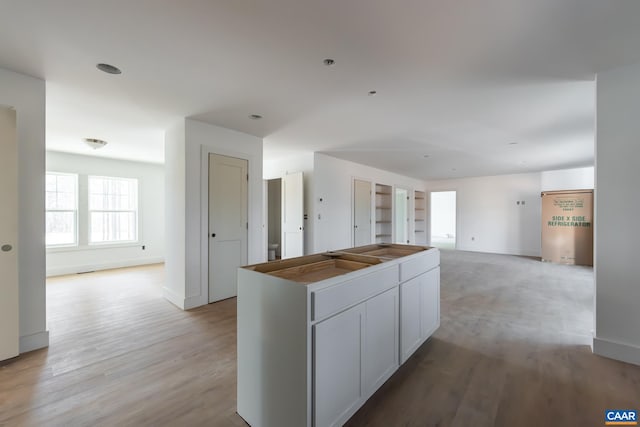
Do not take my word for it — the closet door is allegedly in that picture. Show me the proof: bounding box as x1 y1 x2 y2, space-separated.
0 107 19 361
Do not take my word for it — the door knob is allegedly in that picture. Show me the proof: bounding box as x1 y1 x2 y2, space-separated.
211 233 216 238
1 244 12 252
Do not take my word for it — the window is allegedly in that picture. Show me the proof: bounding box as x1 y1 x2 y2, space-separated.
46 173 78 246
89 176 138 243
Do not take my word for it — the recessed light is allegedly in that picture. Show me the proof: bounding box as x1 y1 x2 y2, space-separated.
96 63 122 75
368 90 377 96
249 114 263 120
84 138 108 149
323 58 335 66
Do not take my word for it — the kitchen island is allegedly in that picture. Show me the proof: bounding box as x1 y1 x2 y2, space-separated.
237 244 440 427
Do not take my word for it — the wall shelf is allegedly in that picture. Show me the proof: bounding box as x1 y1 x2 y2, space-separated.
375 183 393 244
414 190 427 245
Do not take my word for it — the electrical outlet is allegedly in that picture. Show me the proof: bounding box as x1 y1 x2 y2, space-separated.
142 245 146 250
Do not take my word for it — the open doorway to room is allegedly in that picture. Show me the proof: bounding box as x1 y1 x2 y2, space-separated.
266 178 282 261
395 187 409 244
430 191 456 249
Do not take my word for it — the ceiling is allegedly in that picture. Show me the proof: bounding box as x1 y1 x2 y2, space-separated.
1 0 639 179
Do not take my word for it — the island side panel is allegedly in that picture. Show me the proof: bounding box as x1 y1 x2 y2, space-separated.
237 268 310 427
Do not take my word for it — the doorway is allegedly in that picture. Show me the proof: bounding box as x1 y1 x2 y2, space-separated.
430 191 456 249
282 172 304 259
208 153 248 303
0 106 19 361
266 178 282 260
395 187 409 244
353 179 372 246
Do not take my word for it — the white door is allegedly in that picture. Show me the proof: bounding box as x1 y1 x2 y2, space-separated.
353 179 372 246
314 304 363 427
0 107 19 361
208 154 248 303
282 171 303 259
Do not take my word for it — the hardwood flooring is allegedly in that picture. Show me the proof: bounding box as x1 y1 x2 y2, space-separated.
1 252 639 426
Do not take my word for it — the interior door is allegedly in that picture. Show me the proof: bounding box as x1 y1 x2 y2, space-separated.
282 171 303 259
353 179 372 246
208 153 248 303
0 107 19 361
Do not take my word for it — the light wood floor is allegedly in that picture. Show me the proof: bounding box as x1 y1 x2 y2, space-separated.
1 253 639 426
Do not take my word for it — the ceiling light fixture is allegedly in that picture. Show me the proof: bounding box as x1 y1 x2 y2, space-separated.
368 90 377 96
323 58 335 66
96 63 122 74
249 114 263 120
84 138 108 149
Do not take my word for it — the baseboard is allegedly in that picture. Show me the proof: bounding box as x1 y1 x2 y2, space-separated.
20 330 49 353
163 287 186 310
46 257 165 277
593 336 640 366
184 295 208 310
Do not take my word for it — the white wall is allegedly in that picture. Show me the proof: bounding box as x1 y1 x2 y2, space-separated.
541 166 594 191
0 67 48 352
427 173 542 256
164 119 263 309
593 61 640 365
264 153 314 254
313 153 427 252
45 151 165 276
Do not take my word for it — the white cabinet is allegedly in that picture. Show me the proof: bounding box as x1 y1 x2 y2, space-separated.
400 267 440 363
314 287 399 427
420 267 440 340
237 244 439 427
399 274 422 362
363 287 399 398
314 304 364 427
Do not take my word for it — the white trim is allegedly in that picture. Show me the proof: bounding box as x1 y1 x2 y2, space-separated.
19 331 49 353
184 295 207 310
46 257 164 277
163 286 185 310
593 336 640 366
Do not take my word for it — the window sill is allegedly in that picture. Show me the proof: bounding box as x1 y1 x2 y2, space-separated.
47 242 141 253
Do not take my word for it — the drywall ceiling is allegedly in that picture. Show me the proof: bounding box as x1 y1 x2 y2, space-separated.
1 0 639 178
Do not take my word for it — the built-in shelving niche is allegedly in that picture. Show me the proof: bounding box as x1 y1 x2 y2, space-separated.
414 190 427 245
375 183 393 243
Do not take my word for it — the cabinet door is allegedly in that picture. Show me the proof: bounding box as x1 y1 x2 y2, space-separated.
400 275 422 363
314 304 363 427
363 288 399 398
420 267 440 340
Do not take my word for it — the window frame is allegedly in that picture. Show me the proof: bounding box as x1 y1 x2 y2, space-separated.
45 171 79 248
87 175 139 245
